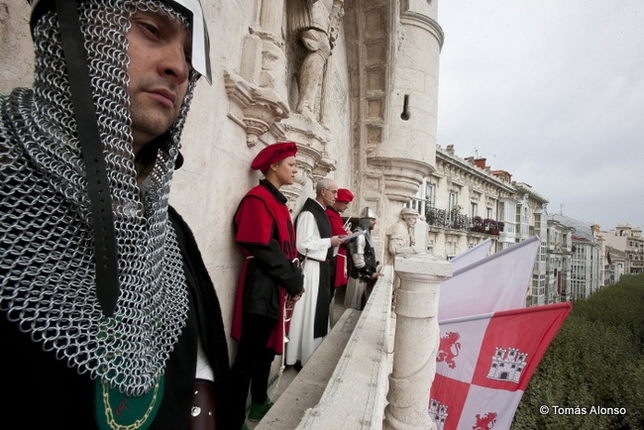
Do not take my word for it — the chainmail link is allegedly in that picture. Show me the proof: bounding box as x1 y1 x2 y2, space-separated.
0 0 201 396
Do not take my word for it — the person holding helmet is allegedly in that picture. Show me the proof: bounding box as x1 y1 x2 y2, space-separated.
0 1 229 429
345 207 381 310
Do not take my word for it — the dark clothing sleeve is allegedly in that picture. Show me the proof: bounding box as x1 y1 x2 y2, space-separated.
244 240 303 297
168 206 232 429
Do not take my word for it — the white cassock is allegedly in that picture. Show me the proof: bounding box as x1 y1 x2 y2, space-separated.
286 206 335 366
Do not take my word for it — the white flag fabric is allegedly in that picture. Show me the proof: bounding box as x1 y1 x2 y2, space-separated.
439 236 540 321
430 303 571 430
450 238 492 272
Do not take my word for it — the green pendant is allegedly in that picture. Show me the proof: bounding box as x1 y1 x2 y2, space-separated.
95 376 164 430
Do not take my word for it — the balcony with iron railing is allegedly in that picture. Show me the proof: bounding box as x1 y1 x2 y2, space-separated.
425 207 505 235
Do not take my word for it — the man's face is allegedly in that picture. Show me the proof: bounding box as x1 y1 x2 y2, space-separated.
321 181 338 207
334 201 349 213
369 218 377 230
272 156 298 187
127 10 192 155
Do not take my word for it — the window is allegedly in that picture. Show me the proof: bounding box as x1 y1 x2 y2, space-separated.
426 183 435 208
407 179 435 218
449 192 458 210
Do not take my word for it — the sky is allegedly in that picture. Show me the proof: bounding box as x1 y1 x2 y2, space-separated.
435 0 644 231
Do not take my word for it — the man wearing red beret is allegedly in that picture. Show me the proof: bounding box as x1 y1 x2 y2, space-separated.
230 142 305 429
326 188 354 316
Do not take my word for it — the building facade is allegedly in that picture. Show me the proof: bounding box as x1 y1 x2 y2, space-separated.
408 145 553 306
408 144 515 258
604 223 644 275
549 214 604 300
545 218 574 303
605 246 627 285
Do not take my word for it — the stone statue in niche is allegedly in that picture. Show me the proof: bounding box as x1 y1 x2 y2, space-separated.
289 0 344 120
387 207 420 260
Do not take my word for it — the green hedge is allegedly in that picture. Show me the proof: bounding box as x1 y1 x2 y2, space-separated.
513 274 644 429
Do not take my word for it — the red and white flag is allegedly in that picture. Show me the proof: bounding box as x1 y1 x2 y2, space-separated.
450 238 492 272
439 236 540 320
429 302 571 430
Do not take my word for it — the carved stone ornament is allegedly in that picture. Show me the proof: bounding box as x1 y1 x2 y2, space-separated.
224 71 290 146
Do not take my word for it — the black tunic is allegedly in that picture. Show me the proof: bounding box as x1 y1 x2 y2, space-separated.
0 207 231 429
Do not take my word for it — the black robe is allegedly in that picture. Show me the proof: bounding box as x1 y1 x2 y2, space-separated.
0 207 231 429
297 198 334 338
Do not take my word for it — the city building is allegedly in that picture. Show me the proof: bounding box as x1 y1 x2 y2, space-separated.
605 246 627 285
408 145 551 306
545 218 574 303
408 144 516 258
604 223 644 275
549 214 604 299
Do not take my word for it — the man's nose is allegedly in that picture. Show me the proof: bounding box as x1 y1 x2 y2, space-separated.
159 43 190 84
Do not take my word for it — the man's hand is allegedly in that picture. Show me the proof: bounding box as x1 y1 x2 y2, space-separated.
286 287 305 308
330 235 345 247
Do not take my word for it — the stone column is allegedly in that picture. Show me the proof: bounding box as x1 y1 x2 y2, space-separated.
383 252 452 430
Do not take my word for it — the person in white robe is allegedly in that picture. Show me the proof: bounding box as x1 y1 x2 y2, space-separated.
286 178 344 368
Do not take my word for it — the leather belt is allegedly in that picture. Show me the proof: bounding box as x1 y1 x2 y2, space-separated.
189 379 217 430
299 254 331 264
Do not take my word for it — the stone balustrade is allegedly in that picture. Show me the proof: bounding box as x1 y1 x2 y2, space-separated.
258 252 451 429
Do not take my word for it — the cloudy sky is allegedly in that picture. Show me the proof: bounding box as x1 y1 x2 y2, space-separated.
435 0 644 231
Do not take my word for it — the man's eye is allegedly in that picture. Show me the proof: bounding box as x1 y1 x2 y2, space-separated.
140 22 160 37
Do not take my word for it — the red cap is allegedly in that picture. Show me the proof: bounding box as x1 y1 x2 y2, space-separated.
251 142 298 172
336 188 354 203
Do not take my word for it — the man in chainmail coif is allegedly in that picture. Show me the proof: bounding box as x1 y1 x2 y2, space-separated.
0 1 230 429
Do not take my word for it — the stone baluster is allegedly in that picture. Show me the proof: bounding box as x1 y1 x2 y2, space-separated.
383 253 452 430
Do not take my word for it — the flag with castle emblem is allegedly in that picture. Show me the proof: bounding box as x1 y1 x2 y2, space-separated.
429 302 571 430
449 238 492 272
439 236 540 320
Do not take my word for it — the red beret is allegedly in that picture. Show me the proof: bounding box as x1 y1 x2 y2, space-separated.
251 141 298 172
336 188 354 203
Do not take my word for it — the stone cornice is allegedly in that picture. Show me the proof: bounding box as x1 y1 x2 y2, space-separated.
399 10 444 49
368 156 433 202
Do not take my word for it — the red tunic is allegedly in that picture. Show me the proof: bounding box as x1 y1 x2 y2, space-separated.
326 207 349 287
232 183 298 354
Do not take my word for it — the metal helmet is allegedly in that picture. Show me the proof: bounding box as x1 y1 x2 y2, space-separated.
361 207 377 220
29 0 212 84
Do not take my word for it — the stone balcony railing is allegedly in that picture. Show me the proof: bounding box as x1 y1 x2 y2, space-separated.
258 252 452 430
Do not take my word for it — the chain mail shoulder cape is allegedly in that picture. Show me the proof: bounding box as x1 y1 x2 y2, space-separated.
0 0 199 396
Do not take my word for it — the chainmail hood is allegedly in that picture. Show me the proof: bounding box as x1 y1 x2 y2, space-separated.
1 0 201 395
